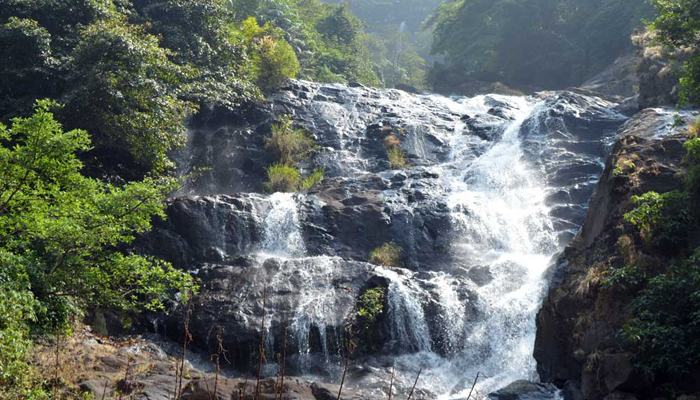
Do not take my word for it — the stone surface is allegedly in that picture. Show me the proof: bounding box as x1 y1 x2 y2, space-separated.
534 107 698 399
488 380 558 400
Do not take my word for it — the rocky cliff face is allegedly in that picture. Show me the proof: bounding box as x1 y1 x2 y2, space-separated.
136 80 635 398
534 108 700 400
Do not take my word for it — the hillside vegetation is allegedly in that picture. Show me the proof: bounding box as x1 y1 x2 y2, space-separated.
427 0 655 92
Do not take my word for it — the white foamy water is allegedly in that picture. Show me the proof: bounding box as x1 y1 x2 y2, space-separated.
218 90 605 399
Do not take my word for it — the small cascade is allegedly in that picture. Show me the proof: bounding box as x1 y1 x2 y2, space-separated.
430 273 467 355
377 267 432 353
259 192 306 258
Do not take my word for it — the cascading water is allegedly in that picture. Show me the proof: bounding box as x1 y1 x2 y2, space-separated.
157 81 627 399
361 96 562 398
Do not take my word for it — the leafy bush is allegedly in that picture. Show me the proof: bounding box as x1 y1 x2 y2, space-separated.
369 243 403 267
613 159 636 176
684 137 700 217
227 0 381 87
0 253 45 399
624 191 691 250
265 163 303 193
264 115 318 164
356 286 386 331
622 248 700 381
231 17 299 93
0 101 197 332
650 0 700 104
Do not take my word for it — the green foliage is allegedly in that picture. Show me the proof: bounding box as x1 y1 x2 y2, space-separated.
230 17 299 92
365 29 427 89
356 286 386 330
226 0 381 86
0 0 258 175
649 0 700 104
428 0 653 90
65 17 197 173
369 243 403 267
624 191 691 250
264 163 323 193
0 252 47 399
387 146 409 170
0 101 197 331
301 168 324 190
684 137 700 216
263 115 322 193
622 248 700 381
602 263 647 292
613 159 636 176
265 163 302 193
131 0 259 109
264 115 317 164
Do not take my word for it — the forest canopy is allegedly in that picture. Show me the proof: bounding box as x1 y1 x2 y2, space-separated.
427 0 655 91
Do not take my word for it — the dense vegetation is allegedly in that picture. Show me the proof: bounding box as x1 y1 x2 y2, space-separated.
0 102 196 398
427 0 654 92
600 0 700 385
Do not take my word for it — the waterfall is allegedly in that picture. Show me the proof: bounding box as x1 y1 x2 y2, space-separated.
163 81 625 398
373 95 562 397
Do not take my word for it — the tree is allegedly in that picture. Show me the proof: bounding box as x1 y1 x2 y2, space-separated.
0 100 196 332
231 17 300 92
650 0 700 103
0 0 258 176
64 16 197 174
428 0 653 91
131 0 259 109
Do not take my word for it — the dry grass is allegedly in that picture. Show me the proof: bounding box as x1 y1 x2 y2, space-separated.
575 263 608 298
690 117 700 138
383 134 401 149
387 147 409 170
369 243 403 267
31 330 168 400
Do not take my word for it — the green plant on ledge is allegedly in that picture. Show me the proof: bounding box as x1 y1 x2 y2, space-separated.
369 243 403 267
265 164 324 193
624 190 691 250
622 248 700 383
613 159 636 176
264 115 318 165
357 287 386 331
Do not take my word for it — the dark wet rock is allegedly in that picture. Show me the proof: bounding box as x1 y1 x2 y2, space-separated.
395 83 423 94
488 380 558 400
602 392 638 400
160 257 378 374
467 265 493 286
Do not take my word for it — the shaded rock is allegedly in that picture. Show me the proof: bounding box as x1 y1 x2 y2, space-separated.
602 392 638 400
488 380 558 400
